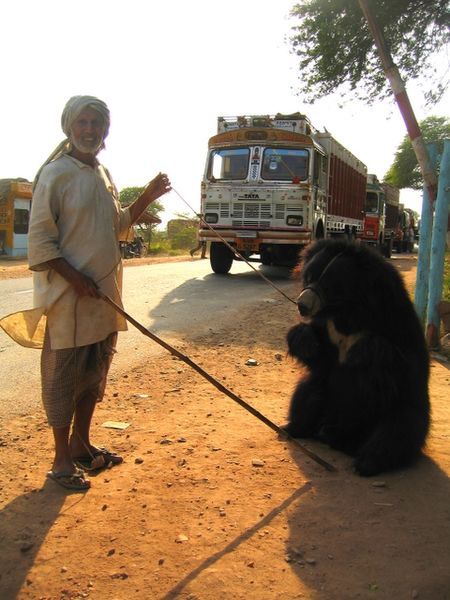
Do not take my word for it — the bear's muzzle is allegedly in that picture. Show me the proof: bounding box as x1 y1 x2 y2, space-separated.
297 286 323 317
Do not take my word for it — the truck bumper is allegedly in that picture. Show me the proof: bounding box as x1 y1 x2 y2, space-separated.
198 228 312 252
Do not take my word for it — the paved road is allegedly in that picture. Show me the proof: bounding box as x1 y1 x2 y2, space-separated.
0 259 296 419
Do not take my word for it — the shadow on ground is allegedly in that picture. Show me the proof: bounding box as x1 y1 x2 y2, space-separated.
284 443 450 599
0 480 87 598
147 263 299 350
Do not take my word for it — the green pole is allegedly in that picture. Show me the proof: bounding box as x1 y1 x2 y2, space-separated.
426 139 450 348
414 143 438 324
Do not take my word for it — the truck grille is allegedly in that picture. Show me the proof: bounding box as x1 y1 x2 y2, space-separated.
232 202 272 227
275 203 285 220
205 202 230 219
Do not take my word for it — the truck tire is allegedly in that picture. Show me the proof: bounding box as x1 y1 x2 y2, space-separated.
382 238 392 259
260 251 271 266
210 242 234 274
315 221 325 240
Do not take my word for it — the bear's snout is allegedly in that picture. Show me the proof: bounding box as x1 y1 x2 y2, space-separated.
297 287 322 317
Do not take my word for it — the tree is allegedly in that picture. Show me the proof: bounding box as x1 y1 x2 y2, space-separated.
384 116 450 189
289 0 449 104
167 217 199 250
119 186 164 244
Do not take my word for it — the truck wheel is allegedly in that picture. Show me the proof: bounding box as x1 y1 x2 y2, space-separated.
210 242 234 274
315 221 324 240
260 249 272 265
382 238 392 258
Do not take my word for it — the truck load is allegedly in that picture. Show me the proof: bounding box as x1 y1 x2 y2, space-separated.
361 174 399 257
197 113 367 274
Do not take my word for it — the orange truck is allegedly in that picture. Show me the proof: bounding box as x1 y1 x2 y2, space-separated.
360 174 400 257
198 114 367 273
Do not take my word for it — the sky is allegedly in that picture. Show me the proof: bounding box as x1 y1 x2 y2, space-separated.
1 0 448 226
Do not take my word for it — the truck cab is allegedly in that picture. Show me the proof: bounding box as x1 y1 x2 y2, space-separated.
199 114 366 274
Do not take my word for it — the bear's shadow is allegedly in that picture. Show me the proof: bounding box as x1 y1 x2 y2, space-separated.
285 444 450 598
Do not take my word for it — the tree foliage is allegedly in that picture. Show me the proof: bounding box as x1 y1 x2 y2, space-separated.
119 186 164 243
119 186 164 220
289 0 449 104
384 116 450 189
167 217 199 250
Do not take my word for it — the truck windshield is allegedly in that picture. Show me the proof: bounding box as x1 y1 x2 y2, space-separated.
209 148 250 180
365 191 379 213
261 148 309 181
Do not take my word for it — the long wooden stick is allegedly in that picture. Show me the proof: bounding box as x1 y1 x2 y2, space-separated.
100 291 336 472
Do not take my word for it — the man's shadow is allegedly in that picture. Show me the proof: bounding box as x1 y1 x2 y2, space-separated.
0 480 83 598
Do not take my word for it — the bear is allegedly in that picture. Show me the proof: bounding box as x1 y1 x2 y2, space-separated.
284 239 430 476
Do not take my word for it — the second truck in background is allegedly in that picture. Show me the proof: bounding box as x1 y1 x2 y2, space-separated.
361 174 400 258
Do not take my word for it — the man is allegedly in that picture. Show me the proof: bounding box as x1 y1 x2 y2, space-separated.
28 95 171 490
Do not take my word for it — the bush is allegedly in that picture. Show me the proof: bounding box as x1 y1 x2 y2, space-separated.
145 227 198 256
444 251 450 302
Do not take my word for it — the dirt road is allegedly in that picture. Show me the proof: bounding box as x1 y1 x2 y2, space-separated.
0 254 449 600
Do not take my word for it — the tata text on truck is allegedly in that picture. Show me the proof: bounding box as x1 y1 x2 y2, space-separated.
361 174 399 258
198 114 367 274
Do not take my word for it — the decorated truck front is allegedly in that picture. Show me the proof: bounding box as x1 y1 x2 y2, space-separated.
198 114 366 274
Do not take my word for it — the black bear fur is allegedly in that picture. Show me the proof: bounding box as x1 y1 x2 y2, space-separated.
285 239 430 476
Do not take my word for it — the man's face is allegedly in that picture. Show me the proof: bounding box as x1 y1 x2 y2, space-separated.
69 107 106 155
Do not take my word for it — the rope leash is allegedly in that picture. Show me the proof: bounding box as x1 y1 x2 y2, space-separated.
99 291 336 473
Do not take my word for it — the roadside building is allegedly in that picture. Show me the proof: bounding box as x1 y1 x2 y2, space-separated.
0 179 33 257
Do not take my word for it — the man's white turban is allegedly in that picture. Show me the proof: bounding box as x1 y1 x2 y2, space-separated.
33 95 110 189
60 95 110 138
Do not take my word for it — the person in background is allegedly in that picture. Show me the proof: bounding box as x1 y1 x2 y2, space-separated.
28 95 171 490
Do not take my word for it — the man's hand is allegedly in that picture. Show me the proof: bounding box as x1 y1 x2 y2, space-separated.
46 258 101 298
142 172 171 203
69 270 101 298
129 173 171 224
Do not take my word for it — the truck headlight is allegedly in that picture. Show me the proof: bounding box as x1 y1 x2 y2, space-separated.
287 215 303 226
204 213 218 223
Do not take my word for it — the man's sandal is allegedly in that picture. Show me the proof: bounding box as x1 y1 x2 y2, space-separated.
73 447 123 471
47 469 91 491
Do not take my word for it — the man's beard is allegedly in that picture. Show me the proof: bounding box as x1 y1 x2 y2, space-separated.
71 137 104 155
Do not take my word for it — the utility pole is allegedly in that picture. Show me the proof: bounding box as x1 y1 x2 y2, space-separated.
356 0 438 205
357 0 446 348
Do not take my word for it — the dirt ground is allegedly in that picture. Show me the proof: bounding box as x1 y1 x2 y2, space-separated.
0 254 449 600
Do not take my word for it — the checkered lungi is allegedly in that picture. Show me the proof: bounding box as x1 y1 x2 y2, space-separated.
41 327 117 428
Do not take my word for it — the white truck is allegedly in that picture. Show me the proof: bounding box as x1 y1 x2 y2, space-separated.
198 114 367 273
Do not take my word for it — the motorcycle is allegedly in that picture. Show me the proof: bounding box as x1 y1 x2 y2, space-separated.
120 237 147 258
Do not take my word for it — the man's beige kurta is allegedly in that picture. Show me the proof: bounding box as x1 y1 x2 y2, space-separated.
1 155 132 350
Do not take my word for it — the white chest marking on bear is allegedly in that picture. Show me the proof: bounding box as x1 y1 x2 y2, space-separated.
327 319 364 364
